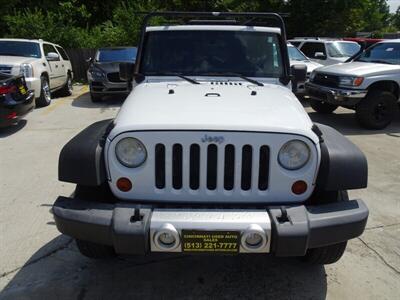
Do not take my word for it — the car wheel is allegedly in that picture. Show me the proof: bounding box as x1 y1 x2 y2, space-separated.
75 239 116 259
90 92 102 103
309 99 338 114
60 74 73 96
35 76 51 107
302 241 348 265
356 90 398 129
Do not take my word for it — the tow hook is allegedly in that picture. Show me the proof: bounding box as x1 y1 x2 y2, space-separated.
277 206 290 223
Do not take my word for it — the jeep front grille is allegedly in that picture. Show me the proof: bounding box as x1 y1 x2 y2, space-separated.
154 143 270 191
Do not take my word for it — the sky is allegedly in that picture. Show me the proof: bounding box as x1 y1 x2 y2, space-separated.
388 0 400 12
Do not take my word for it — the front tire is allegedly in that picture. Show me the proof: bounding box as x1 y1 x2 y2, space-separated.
309 99 338 114
355 90 398 129
90 92 102 102
302 241 347 265
35 76 51 107
75 239 115 259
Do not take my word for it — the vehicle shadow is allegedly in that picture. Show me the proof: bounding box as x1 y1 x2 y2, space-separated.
0 120 27 138
0 235 328 300
71 92 126 109
307 110 400 136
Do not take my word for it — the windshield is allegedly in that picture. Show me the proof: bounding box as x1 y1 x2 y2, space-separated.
96 48 137 62
288 45 308 61
356 42 400 65
326 42 360 58
0 41 41 58
141 30 284 78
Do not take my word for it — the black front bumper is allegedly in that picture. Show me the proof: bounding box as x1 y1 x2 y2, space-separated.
53 196 368 257
0 91 35 127
305 82 367 106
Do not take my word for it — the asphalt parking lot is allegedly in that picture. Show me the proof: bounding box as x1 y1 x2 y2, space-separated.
0 86 399 300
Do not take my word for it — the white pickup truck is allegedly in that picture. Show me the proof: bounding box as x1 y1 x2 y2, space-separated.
306 39 400 129
0 38 73 107
53 12 368 265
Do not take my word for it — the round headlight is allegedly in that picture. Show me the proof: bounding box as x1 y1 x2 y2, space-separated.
115 137 147 168
278 140 310 170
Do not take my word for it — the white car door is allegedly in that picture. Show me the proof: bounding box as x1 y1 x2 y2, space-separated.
43 43 64 88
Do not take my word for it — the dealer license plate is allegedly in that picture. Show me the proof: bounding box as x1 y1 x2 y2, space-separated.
182 230 240 254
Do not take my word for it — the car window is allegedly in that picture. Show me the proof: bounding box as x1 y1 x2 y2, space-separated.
326 42 360 58
56 46 70 61
300 42 326 59
0 41 41 58
356 42 400 65
290 41 301 47
141 30 284 78
96 47 137 62
288 45 308 61
43 44 60 60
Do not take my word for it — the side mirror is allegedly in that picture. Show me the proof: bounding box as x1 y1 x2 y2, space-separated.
314 52 326 59
291 64 307 93
46 52 60 61
119 62 135 82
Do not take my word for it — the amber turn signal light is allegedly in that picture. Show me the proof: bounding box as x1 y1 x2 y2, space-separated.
116 177 132 192
292 180 307 195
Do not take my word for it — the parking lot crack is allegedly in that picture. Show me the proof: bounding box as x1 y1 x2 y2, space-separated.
358 237 400 275
365 223 400 231
0 238 73 279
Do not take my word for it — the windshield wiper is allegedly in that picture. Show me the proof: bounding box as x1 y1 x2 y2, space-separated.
0 53 19 56
198 72 264 86
146 72 200 84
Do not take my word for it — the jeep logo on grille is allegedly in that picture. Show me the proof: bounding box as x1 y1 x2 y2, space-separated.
201 134 225 144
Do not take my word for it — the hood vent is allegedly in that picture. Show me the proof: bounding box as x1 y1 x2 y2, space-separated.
209 81 243 86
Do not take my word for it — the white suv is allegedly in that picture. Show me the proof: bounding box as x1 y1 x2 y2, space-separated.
0 39 73 107
288 38 361 66
53 12 368 265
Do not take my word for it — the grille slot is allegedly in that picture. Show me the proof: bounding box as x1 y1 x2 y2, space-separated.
172 144 183 189
155 144 165 189
241 145 253 190
258 146 270 190
0 65 12 75
206 145 218 190
154 143 269 192
189 144 200 190
224 145 235 190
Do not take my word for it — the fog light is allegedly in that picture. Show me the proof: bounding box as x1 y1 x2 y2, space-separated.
158 232 176 246
154 223 180 250
116 177 132 192
241 224 267 251
292 180 307 195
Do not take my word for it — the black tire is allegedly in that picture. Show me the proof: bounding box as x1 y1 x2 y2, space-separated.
35 76 51 107
59 74 73 97
75 239 115 259
302 241 348 265
309 99 338 114
356 90 398 129
301 190 349 265
90 92 102 102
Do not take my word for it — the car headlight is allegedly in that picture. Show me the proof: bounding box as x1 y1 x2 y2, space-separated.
278 140 310 170
88 68 105 80
338 76 364 87
115 137 147 168
20 64 33 78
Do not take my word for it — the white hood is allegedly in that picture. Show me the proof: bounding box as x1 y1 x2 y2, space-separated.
0 55 37 66
110 79 318 143
315 61 400 77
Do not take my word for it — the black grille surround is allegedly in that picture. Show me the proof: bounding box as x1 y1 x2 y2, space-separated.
155 143 270 192
312 72 339 88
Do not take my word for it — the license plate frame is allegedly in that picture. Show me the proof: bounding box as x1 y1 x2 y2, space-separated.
181 230 240 254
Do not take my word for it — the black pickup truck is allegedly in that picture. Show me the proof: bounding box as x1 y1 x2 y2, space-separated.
0 73 34 128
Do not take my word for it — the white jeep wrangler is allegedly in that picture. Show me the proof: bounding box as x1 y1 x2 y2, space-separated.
0 38 73 107
53 12 368 265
